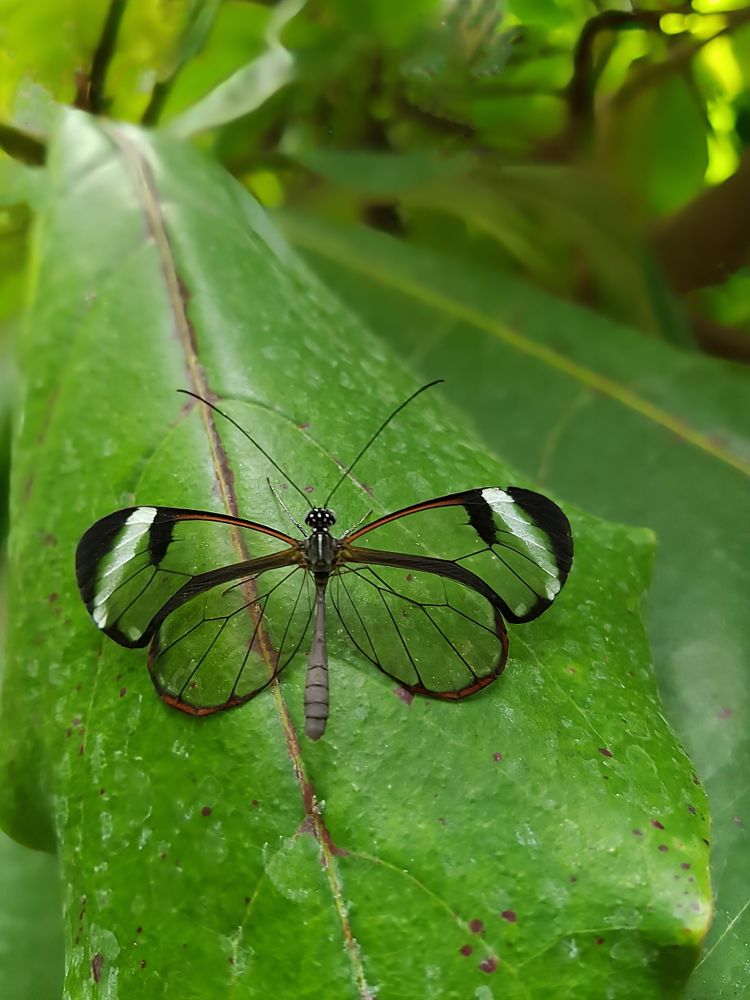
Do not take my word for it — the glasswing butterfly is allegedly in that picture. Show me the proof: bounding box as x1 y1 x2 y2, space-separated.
76 382 573 740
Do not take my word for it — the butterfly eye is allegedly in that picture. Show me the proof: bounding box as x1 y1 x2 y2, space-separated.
304 507 336 529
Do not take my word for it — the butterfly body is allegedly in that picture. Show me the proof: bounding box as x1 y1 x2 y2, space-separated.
76 383 572 741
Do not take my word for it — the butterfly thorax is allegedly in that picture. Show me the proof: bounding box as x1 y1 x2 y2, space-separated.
303 507 339 573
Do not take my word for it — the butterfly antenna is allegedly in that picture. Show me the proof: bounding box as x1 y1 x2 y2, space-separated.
178 389 310 504
324 380 444 506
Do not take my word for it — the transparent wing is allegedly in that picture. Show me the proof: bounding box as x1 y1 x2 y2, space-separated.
345 487 573 624
75 506 313 715
76 506 299 647
148 564 314 715
329 562 508 698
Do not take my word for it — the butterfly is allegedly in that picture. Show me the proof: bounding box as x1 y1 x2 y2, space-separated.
75 382 573 740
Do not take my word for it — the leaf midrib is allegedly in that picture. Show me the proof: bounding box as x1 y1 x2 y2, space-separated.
110 124 372 998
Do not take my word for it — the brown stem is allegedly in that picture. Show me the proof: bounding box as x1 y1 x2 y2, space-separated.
0 122 46 165
87 0 128 114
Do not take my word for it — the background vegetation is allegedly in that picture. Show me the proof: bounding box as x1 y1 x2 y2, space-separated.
0 1 748 998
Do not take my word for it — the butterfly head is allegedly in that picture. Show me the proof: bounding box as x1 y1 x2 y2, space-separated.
305 507 336 531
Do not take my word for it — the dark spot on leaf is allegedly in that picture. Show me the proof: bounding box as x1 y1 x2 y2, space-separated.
251 800 260 809
243 896 250 905
119 688 127 698
136 926 142 934
304 485 314 494
658 844 668 852
651 820 665 830
91 954 103 982
160 852 167 860
298 422 310 431
493 752 503 762
692 774 700 785
632 829 643 837
469 919 484 934
687 805 697 815
501 910 517 923
681 863 691 870
394 687 414 705
703 838 710 846
438 817 446 826
99 788 105 796
405 573 415 582
79 744 85 755
41 532 57 547
602 775 609 780
595 937 604 945
717 707 732 719
140 959 146 969
228 956 235 965
564 665 576 675
569 876 577 883
459 944 473 957
201 806 212 817
72 716 82 727
732 815 743 827
48 592 58 603
597 747 613 758
690 901 701 913
479 957 498 973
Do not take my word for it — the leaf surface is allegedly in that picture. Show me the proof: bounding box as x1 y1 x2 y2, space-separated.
0 113 710 999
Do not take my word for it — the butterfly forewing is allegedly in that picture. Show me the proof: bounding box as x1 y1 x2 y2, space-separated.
331 563 507 698
76 506 298 647
345 487 573 625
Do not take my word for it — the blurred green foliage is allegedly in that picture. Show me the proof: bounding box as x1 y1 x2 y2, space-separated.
0 1 749 998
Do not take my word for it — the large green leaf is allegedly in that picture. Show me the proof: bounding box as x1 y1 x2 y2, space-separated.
0 112 709 999
0 831 64 999
280 213 750 998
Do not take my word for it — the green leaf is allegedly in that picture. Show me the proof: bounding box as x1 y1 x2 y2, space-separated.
280 212 750 998
1 111 709 998
600 74 709 216
0 831 64 1000
167 0 304 137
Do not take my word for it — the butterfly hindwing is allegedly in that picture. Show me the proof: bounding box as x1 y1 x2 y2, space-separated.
148 561 314 715
330 560 508 698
